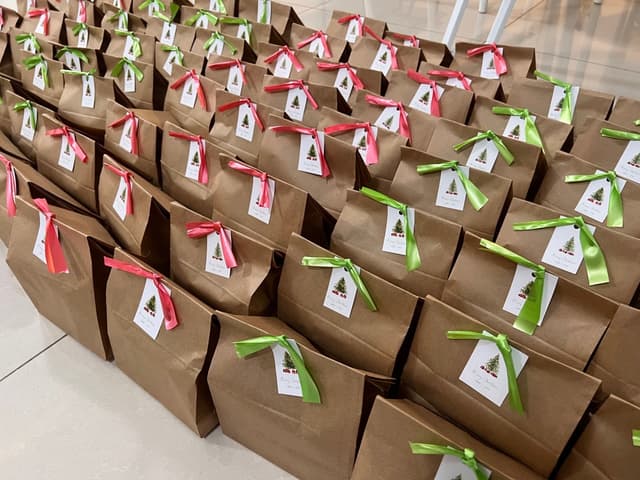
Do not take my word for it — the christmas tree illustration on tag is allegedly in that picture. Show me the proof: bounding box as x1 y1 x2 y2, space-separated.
508 124 520 139
232 73 239 86
588 187 604 205
382 116 394 129
212 242 223 261
291 95 300 109
241 114 250 129
306 143 317 161
559 236 575 256
190 149 200 166
519 280 534 299
391 218 404 237
475 148 488 164
628 152 640 168
446 179 458 196
332 277 348 299
480 354 500 378
282 351 297 374
143 295 157 316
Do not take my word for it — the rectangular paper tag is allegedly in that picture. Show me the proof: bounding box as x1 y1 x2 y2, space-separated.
123 63 136 93
184 141 204 181
196 15 209 29
236 24 250 43
179 77 198 108
369 43 397 76
308 35 326 58
445 76 472 90
575 170 626 223
334 67 355 102
210 0 224 11
285 87 307 122
502 114 536 142
133 278 170 340
32 212 51 265
345 18 361 43
547 85 580 121
541 222 597 274
123 35 139 61
466 137 500 173
81 75 96 109
160 22 177 46
226 64 244 96
77 28 89 48
273 53 293 78
20 109 37 141
147 1 161 17
205 229 232 278
207 38 224 58
63 51 82 71
434 455 492 480
257 0 271 23
112 177 129 221
57 134 76 172
271 339 302 398
34 13 46 35
502 264 558 325
117 11 127 30
382 205 415 256
409 83 445 115
435 166 468 211
297 132 325 176
118 118 134 153
374 106 400 133
248 177 275 224
323 264 359 318
162 50 178 76
23 37 37 54
351 125 377 164
614 140 640 184
235 103 257 142
480 48 503 79
32 63 46 91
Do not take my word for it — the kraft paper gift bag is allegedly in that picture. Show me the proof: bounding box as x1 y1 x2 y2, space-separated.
145 16 196 52
255 42 315 81
609 96 640 132
6 196 116 359
348 35 421 78
289 24 349 64
8 29 54 80
105 29 156 65
0 74 14 135
401 296 601 478
16 0 48 16
101 5 147 34
210 89 283 165
53 45 100 73
496 198 640 304
418 61 503 100
205 54 268 99
170 201 282 315
0 119 28 162
389 147 513 239
188 0 236 15
105 247 219 437
535 151 640 239
426 117 545 199
331 189 462 299
326 10 386 45
17 54 64 109
352 397 544 480
211 155 335 251
208 310 392 480
257 114 370 217
218 16 286 49
6 90 56 163
0 8 21 34
130 0 171 20
191 28 255 63
384 31 452 66
443 232 616 370
104 55 158 110
19 8 64 43
0 33 13 78
307 61 385 104
180 6 222 31
64 0 101 26
64 20 108 51
236 0 302 39
154 43 205 83
98 156 172 273
278 233 420 377
556 395 640 480
450 42 536 96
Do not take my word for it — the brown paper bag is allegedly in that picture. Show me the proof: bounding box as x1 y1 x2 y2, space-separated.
450 42 536 96
349 36 421 77
106 247 218 437
0 33 13 78
385 31 452 66
170 201 282 315
64 0 101 26
145 17 196 51
208 310 392 480
191 27 256 63
426 118 545 199
53 45 100 73
496 198 640 304
307 62 385 104
255 42 316 80
104 55 159 110
0 8 21 34
6 90 56 163
101 5 147 33
0 74 14 135
236 0 302 39
105 30 156 65
180 6 221 31
556 395 640 480
64 20 107 51
418 61 503 100
401 296 600 477
352 397 544 480
609 96 640 132
204 53 267 99
218 16 285 49
289 24 349 64
389 147 513 238
211 155 335 251
331 189 461 298
155 43 205 83
6 196 116 359
325 10 386 45
443 232 616 370
16 0 48 16
98 156 172 273
17 55 64 109
19 8 64 42
8 27 55 75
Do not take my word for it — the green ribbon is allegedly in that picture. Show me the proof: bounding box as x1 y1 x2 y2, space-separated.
153 2 179 23
185 9 218 27
16 33 42 53
72 22 88 36
108 10 129 31
55 47 89 65
211 0 227 14
161 44 184 66
23 55 49 88
416 161 488 211
453 129 514 166
138 0 165 12
234 335 321 404
565 171 624 228
301 256 377 311
492 106 545 153
259 0 269 23
479 238 546 335
13 100 37 130
203 31 237 55
111 58 144 82
115 30 142 58
447 330 525 413
359 187 421 271
600 127 640 142
534 70 574 123
220 16 253 46
513 216 609 286
61 68 96 76
633 429 640 447
409 443 488 480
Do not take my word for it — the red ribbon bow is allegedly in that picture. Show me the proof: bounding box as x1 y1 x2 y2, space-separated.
366 94 412 144
217 98 265 131
270 125 330 177
104 257 179 331
186 222 238 269
108 111 139 156
168 131 208 184
324 122 378 166
427 69 472 91
207 59 247 85
228 160 271 208
77 0 87 23
263 80 319 109
105 164 134 216
363 25 398 70
316 62 364 90
33 198 68 274
466 43 508 75
390 32 419 48
46 127 88 163
0 154 16 217
337 14 363 36
28 8 49 36
170 69 208 110
407 69 442 117
297 30 332 59
264 45 304 73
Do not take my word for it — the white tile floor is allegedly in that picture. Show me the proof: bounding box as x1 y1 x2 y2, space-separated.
1 1 639 478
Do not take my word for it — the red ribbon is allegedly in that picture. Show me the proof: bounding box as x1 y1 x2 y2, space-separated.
466 43 508 75
228 160 271 208
170 69 208 110
366 94 412 144
0 154 16 217
46 127 88 163
33 198 68 274
337 14 363 36
427 69 472 91
363 25 398 70
316 62 364 90
264 45 304 73
390 32 419 48
297 30 332 59
28 8 49 36
78 0 87 23
0 8 5 29
207 59 247 85
407 69 441 117
263 80 319 109
108 111 139 155
324 122 378 165
105 163 134 216
217 98 265 131
104 257 179 331
270 125 330 177
168 131 208 184
186 221 238 269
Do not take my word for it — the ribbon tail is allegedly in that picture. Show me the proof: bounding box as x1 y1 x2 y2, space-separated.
459 171 488 211
580 230 609 286
525 118 545 154
607 187 623 228
45 222 68 274
259 179 270 208
404 224 421 271
560 90 573 124
503 352 525 413
513 276 543 335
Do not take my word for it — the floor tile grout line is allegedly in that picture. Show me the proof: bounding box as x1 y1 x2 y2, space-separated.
504 0 546 28
0 334 67 383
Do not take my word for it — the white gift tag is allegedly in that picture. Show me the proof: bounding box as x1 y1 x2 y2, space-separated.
541 222 597 274
480 48 503 79
184 141 204 181
445 75 472 90
112 177 129 221
614 140 640 184
502 264 558 325
575 170 626 223
409 83 444 115
248 176 275 224
334 66 355 102
285 87 307 122
147 1 160 17
81 75 96 108
179 77 197 108
257 0 271 23
369 43 397 76
20 109 37 141
32 63 46 91
435 166 468 211
196 14 209 29
297 132 325 176
57 134 76 172
351 125 377 164
77 28 89 48
205 229 232 278
434 454 492 480
210 0 224 12
207 38 224 58
374 106 400 133
162 50 178 75
271 339 302 398
123 63 136 93
226 64 244 96
382 205 415 256
345 18 361 43
117 12 128 30
160 21 176 46
235 102 257 142
547 85 580 121
113 0 122 8
63 51 82 71
32 212 53 265
502 114 536 142
236 24 250 43
118 118 135 153
459 330 528 407
466 138 500 173
133 278 169 340
34 13 46 35
308 35 326 58
323 264 360 318
273 52 293 79
23 37 36 54
123 35 139 60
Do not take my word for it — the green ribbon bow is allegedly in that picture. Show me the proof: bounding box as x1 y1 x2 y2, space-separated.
55 47 89 65
600 127 640 142
633 429 640 447
453 129 514 166
109 10 129 31
23 55 49 88
301 256 377 311
138 0 165 12
211 0 227 14
220 16 253 46
203 31 237 55
61 68 96 76
492 106 545 153
259 0 269 23
565 171 624 228
409 443 488 480
233 335 321 404
71 22 88 37
115 30 142 58
111 58 144 82
153 2 179 23
161 44 184 66
16 33 41 53
185 9 218 27
359 187 421 271
447 330 525 413
534 70 574 124
635 120 640 127
416 161 488 211
13 100 37 130
513 216 609 286
480 238 546 335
